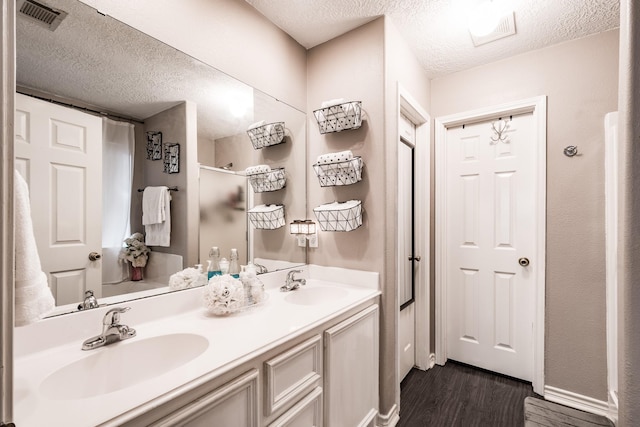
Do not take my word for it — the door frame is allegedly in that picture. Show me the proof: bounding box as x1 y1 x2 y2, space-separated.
1 0 15 423
434 96 547 394
397 84 431 371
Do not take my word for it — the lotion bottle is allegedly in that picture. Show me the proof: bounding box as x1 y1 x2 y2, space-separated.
219 258 229 275
208 246 222 279
229 248 240 279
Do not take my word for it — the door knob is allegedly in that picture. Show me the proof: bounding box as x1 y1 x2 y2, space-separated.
88 252 102 261
408 256 422 262
518 257 530 267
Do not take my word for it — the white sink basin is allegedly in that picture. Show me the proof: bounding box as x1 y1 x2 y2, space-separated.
284 286 348 306
40 333 209 400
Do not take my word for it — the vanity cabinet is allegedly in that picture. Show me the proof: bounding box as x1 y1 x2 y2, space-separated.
150 370 259 427
122 302 378 427
325 305 379 427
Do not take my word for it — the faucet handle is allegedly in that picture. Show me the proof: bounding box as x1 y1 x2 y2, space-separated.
287 269 303 280
103 306 131 326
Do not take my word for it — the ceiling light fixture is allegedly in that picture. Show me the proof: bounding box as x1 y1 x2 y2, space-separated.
468 1 501 37
464 0 514 38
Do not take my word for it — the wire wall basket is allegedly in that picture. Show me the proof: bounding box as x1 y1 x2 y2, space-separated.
313 101 362 134
246 122 286 149
247 168 286 193
313 156 363 187
313 200 362 232
248 204 285 230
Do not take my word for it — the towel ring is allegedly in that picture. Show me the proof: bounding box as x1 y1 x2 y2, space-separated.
564 146 579 157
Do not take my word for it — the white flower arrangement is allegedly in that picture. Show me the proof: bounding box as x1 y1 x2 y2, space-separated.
168 267 207 290
119 232 150 268
203 275 246 315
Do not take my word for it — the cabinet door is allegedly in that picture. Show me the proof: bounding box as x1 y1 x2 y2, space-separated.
324 305 379 427
151 370 259 427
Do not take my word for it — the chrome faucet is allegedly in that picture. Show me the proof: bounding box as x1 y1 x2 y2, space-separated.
253 263 268 274
77 290 99 311
280 270 306 292
82 307 137 351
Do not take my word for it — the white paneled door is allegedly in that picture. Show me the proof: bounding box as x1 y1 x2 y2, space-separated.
15 93 102 306
445 113 535 381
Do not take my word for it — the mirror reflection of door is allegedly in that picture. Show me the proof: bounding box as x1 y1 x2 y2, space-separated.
15 93 102 305
398 113 417 381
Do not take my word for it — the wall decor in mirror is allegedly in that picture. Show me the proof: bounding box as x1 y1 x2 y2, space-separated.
15 0 306 317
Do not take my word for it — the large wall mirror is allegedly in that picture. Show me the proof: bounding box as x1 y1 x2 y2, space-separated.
15 0 306 316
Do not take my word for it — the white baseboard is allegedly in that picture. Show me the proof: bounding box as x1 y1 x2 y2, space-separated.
360 409 378 427
377 404 399 427
608 390 618 425
544 385 609 418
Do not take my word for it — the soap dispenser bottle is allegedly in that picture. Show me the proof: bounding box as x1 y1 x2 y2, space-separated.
229 248 240 279
219 258 229 275
208 246 222 279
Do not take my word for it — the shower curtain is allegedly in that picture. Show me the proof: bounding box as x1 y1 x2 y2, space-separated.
102 118 135 284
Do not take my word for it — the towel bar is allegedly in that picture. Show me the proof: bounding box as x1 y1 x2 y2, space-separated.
137 187 178 192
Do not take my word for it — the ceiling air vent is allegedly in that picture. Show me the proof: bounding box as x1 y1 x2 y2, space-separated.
18 0 68 31
470 12 516 47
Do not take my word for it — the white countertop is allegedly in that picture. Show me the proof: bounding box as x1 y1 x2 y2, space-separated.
13 265 380 427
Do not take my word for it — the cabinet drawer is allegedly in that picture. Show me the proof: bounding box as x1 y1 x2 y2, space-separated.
268 387 323 427
265 335 322 416
150 369 259 427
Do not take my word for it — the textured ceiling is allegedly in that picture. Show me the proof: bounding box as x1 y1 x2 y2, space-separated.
17 0 257 141
245 0 620 78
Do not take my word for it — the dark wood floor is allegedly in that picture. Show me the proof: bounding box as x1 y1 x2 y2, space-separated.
398 361 540 427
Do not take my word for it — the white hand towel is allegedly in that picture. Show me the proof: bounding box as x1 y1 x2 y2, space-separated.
245 165 271 176
317 150 353 165
248 120 266 130
314 200 360 211
14 170 55 326
144 187 171 247
142 186 168 225
321 98 345 108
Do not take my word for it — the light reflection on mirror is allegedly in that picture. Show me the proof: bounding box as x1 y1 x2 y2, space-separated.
15 0 306 316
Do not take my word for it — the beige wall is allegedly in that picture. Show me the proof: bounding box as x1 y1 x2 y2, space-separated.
307 16 431 418
383 16 431 415
306 16 388 412
137 101 199 268
307 19 385 273
431 30 620 400
78 0 307 111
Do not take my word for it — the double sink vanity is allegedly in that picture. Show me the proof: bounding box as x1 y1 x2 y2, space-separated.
14 265 380 426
